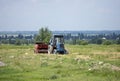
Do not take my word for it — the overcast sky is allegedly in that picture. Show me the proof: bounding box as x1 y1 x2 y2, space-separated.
0 0 120 31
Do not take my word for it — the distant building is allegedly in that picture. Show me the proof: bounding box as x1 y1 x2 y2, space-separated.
102 37 106 40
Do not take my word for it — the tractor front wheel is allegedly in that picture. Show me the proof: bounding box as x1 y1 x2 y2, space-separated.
48 45 53 54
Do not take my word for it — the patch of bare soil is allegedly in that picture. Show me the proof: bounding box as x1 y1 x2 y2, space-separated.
93 52 120 55
0 61 6 66
75 55 91 60
108 56 120 60
111 65 120 71
89 62 120 71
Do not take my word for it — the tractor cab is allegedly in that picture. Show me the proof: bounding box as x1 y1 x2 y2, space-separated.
48 35 68 54
49 35 64 46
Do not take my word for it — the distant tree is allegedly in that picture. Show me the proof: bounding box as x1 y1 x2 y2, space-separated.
76 40 81 45
116 39 120 44
89 38 96 44
96 38 103 44
18 34 23 39
20 39 28 45
66 33 71 40
78 33 84 39
34 27 52 43
4 34 7 39
1 39 9 44
15 39 21 45
72 39 76 45
9 39 16 44
76 40 88 45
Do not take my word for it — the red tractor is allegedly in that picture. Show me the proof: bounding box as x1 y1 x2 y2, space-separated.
34 42 48 53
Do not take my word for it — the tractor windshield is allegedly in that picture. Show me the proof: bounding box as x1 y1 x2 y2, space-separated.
55 37 64 44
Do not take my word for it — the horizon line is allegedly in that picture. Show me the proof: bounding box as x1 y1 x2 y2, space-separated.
0 30 120 32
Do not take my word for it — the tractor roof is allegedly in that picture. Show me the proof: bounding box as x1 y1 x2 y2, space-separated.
53 34 64 38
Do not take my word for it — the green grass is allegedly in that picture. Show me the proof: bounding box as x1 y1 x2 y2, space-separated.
0 44 120 81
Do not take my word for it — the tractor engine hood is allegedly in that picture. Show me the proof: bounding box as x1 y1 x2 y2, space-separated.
56 43 65 52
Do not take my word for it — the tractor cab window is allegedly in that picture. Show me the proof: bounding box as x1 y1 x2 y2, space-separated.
56 37 64 44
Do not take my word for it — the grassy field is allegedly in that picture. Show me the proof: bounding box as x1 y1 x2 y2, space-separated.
0 44 120 81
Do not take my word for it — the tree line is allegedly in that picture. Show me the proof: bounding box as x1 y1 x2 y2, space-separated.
0 34 34 45
64 33 120 45
0 27 52 45
0 28 120 45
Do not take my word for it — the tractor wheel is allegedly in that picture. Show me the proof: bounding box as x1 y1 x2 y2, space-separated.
53 49 58 54
48 45 53 54
34 49 38 54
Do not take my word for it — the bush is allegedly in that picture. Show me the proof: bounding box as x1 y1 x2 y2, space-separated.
80 40 88 45
89 38 103 44
103 40 112 45
76 40 88 45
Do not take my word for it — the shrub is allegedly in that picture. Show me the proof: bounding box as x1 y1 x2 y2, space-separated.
49 74 58 80
76 40 88 45
103 40 112 45
80 40 88 45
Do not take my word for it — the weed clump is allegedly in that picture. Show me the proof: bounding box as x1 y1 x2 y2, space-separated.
40 62 48 67
49 74 58 80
